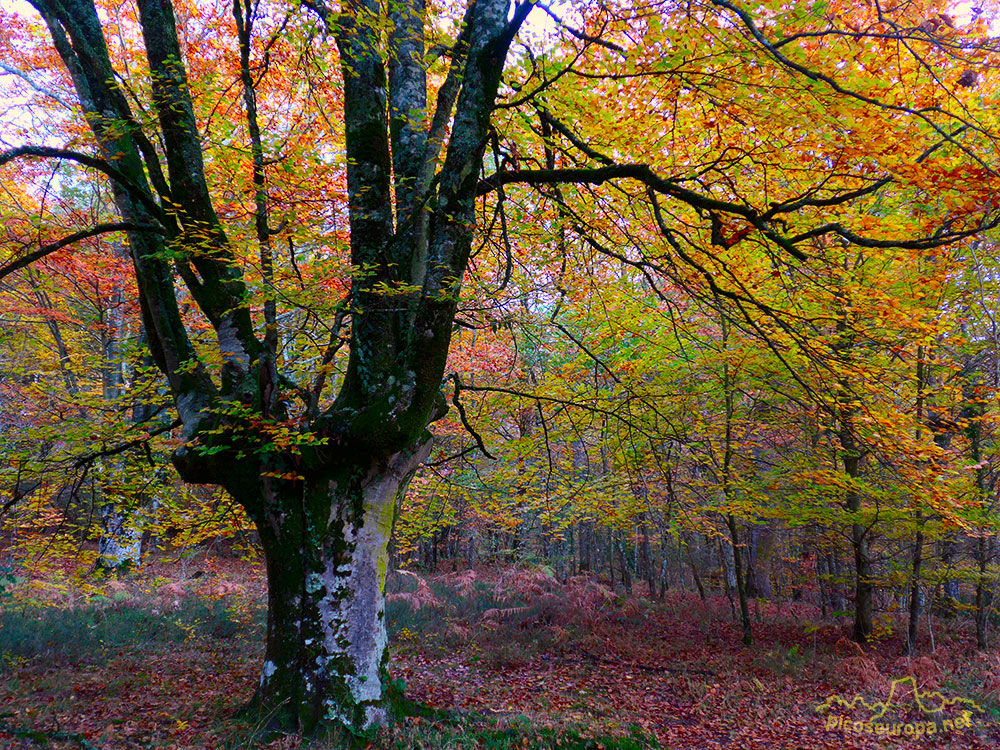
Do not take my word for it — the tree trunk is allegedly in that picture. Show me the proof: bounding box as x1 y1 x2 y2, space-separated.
580 521 592 574
746 526 774 599
247 443 429 733
607 526 615 588
24 0 525 737
616 532 632 596
850 519 874 642
726 515 753 646
96 287 145 573
938 534 960 617
907 346 927 655
907 520 924 656
659 528 670 598
967 396 991 649
817 552 828 618
686 536 706 601
638 517 655 597
841 425 872 642
976 536 991 650
828 551 847 615
98 504 143 572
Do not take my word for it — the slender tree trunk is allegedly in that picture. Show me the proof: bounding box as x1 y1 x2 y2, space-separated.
828 551 847 615
721 538 736 618
817 552 828 618
726 516 753 646
638 517 655 597
95 286 145 572
839 418 872 642
844 445 873 643
580 521 592 573
907 346 926 656
907 521 924 656
976 536 991 650
833 297 872 643
849 523 873 641
938 534 960 617
718 308 752 645
972 419 992 650
616 532 632 595
966 392 992 650
659 528 670 598
686 536 706 601
608 526 615 588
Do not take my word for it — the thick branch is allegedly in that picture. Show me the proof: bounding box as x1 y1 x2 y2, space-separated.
137 0 259 372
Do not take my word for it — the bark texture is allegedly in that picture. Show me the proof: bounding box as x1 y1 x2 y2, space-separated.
248 443 431 731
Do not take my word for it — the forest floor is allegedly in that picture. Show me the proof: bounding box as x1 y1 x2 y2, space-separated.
1 550 999 749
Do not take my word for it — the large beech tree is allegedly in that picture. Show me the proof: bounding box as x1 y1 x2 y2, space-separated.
3 0 1000 735
5 0 535 730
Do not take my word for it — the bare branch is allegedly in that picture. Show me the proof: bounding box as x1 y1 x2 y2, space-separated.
0 62 73 108
0 221 163 282
0 146 167 222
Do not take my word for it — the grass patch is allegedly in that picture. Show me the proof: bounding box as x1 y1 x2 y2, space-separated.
0 596 257 669
383 714 659 750
219 710 660 750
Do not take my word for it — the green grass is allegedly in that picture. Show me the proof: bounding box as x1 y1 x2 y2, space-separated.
0 596 259 669
221 709 660 750
382 715 660 749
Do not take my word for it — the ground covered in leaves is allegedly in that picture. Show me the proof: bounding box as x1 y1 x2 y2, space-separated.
1 553 999 749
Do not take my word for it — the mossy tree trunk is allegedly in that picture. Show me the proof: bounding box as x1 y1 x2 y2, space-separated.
245 444 429 732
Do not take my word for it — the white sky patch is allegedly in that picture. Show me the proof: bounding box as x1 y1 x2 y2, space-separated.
514 0 580 51
952 0 997 26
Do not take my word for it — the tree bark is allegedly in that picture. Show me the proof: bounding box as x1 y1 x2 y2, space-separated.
726 516 753 646
976 536 991 650
937 535 960 617
834 323 872 641
843 442 873 643
906 522 923 656
94 271 147 573
247 442 429 732
907 345 926 655
616 532 632 596
686 535 706 601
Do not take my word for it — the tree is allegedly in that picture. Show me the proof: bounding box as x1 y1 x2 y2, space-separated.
3 0 1000 735
1 0 534 731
